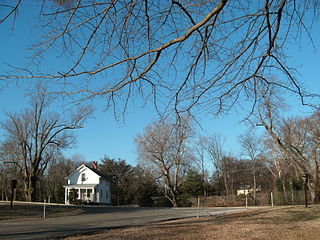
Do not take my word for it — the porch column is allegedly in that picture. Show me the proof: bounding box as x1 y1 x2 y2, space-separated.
65 188 68 204
92 188 95 202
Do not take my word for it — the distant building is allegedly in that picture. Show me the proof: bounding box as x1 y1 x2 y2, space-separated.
64 162 111 204
236 185 261 196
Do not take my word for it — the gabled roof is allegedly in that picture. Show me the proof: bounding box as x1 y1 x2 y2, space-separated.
66 164 108 180
85 165 109 180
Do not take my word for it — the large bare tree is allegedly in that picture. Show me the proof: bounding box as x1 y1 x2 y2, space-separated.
135 117 194 207
1 0 318 116
257 91 320 203
263 136 298 202
1 89 92 202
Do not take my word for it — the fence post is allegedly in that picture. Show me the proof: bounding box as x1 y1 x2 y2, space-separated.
270 192 274 207
245 194 248 207
43 199 46 219
197 196 200 218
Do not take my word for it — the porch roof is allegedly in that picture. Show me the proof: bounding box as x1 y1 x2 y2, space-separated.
64 184 98 189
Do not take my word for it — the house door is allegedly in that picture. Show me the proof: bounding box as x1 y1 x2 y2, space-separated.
87 189 92 202
80 189 86 201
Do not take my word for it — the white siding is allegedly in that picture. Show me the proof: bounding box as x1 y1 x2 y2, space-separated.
68 165 100 185
65 164 111 204
96 179 111 204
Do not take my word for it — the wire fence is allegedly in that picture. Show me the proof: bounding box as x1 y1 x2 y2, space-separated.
186 191 311 207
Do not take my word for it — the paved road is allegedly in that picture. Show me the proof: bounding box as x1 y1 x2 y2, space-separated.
0 206 246 240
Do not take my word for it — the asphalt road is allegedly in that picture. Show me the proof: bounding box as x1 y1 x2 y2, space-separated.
0 205 246 240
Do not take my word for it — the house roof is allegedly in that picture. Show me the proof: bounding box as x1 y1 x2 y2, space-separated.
85 165 109 180
64 184 98 189
66 164 109 180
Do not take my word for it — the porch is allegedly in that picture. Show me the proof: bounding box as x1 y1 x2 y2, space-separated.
64 184 98 204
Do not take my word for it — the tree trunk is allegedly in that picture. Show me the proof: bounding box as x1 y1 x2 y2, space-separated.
25 175 38 202
165 189 178 207
253 169 257 205
311 156 320 203
224 172 229 197
171 194 178 207
291 182 294 203
310 179 320 204
282 181 288 204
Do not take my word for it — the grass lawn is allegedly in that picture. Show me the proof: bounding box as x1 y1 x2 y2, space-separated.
0 201 84 221
65 205 320 240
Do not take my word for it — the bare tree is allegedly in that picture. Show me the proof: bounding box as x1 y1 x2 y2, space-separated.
219 155 238 198
1 88 92 202
238 130 262 205
0 160 12 201
1 1 319 116
135 117 194 207
202 134 232 195
263 137 296 202
257 93 320 203
193 136 210 196
46 155 78 203
205 134 225 179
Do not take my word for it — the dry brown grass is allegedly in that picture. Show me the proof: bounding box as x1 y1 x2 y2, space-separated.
0 202 84 221
65 205 320 240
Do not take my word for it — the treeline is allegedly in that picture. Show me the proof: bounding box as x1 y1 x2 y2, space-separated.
134 110 320 206
97 156 159 206
0 155 80 203
0 152 306 207
0 86 319 206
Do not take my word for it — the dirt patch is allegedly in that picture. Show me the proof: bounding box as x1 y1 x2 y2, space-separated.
65 205 320 240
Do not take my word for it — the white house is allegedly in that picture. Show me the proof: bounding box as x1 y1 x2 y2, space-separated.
64 162 111 204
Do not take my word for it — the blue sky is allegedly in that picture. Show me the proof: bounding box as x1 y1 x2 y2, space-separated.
0 2 319 166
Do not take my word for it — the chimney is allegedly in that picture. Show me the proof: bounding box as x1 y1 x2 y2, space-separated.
92 161 98 169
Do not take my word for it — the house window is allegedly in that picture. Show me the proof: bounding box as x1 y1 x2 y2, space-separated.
81 173 86 182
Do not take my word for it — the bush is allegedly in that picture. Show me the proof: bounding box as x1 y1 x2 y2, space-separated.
68 188 78 204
